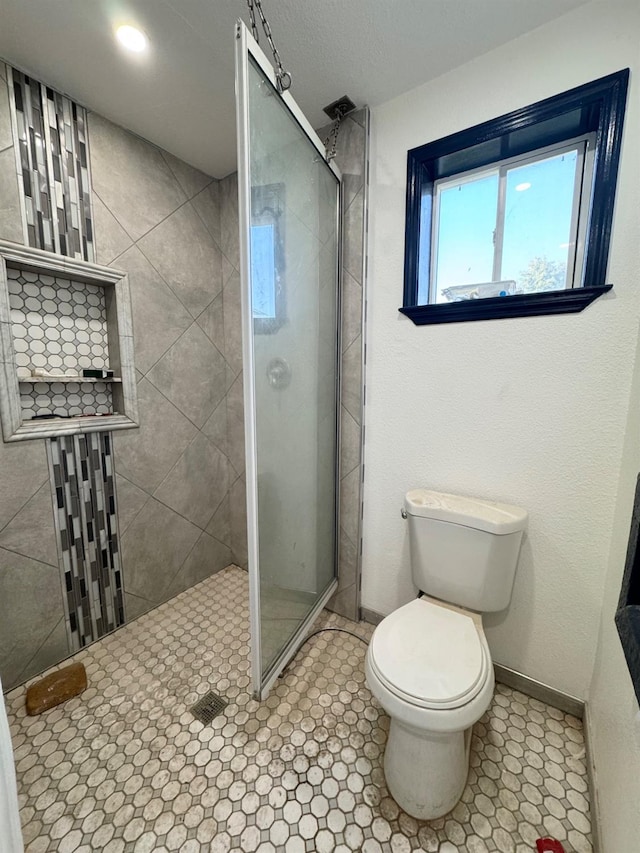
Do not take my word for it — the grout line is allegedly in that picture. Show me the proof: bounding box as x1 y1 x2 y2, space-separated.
134 199 222 321
159 149 215 202
0 476 49 538
12 616 65 690
112 471 150 535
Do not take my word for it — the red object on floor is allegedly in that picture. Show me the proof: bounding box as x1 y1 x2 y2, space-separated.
536 840 566 853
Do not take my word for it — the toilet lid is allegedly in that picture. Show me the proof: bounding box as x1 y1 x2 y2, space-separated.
369 599 487 709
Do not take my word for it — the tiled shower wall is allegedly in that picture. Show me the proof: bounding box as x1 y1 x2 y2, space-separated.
0 61 240 688
221 109 369 620
88 113 240 622
323 109 369 620
0 59 69 688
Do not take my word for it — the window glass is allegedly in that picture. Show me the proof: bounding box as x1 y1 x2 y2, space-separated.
430 144 584 303
251 223 276 319
433 171 499 303
501 149 579 294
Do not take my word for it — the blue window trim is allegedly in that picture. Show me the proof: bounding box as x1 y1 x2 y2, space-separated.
401 69 629 325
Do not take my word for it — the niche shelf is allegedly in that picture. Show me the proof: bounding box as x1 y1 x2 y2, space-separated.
0 240 138 441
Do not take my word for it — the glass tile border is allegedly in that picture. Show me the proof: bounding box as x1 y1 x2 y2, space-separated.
7 66 95 262
47 431 125 651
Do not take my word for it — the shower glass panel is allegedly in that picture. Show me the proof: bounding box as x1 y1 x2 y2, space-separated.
236 22 341 700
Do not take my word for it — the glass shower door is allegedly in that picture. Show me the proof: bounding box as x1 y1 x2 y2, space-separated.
235 21 341 699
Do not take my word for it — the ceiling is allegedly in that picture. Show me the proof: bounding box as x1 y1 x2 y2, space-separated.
0 0 587 179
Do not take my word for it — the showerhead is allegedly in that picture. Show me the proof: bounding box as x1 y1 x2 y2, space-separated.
322 95 357 121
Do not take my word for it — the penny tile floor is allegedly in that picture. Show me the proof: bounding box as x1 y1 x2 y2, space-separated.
5 566 593 852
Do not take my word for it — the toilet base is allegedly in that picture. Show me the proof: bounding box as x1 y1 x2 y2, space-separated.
384 717 472 820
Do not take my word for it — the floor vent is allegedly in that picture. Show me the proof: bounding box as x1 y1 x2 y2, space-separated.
190 691 228 725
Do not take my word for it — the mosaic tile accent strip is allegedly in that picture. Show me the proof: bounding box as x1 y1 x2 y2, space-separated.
8 67 95 261
6 567 593 853
7 265 109 380
47 431 124 652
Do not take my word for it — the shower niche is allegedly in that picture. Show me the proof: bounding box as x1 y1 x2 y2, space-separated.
0 240 138 441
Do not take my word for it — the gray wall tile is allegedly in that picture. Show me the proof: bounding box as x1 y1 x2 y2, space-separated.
340 405 361 479
121 497 201 603
114 377 198 493
0 146 24 244
222 266 243 378
161 151 212 200
230 474 248 570
115 473 149 535
0 71 13 152
137 201 223 318
340 466 361 544
207 494 232 548
18 617 69 686
343 187 364 284
165 530 231 599
146 323 228 429
342 270 363 353
0 481 57 566
201 397 228 458
196 291 225 353
88 112 186 242
0 437 48 531
124 591 154 622
116 245 193 375
192 181 221 249
92 192 133 266
342 334 363 426
154 432 230 530
0 547 67 689
220 172 240 269
225 371 245 477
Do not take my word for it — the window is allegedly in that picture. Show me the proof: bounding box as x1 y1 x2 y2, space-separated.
251 183 286 332
402 70 629 325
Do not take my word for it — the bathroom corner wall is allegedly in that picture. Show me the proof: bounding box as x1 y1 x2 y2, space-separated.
87 113 239 620
0 60 69 687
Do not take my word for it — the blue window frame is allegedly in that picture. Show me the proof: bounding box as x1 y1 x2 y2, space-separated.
401 69 629 325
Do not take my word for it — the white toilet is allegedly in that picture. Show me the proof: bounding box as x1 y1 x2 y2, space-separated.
365 489 527 820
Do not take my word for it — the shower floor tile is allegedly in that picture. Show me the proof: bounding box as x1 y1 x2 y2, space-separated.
5 566 593 852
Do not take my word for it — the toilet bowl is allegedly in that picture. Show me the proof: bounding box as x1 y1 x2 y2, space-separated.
366 597 494 819
365 489 527 820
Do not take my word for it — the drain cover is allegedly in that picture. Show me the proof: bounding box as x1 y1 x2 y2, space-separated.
190 691 228 725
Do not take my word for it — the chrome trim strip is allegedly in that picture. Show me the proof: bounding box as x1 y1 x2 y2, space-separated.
583 704 603 853
235 21 262 698
493 663 584 719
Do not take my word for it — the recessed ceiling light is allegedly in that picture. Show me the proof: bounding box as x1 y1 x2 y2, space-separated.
116 24 148 53
515 182 531 192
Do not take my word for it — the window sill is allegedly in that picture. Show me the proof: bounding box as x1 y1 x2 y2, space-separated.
399 284 612 325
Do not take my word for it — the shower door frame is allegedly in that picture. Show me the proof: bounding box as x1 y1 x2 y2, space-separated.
235 20 342 701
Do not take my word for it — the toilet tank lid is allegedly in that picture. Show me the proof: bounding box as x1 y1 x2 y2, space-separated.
405 489 528 534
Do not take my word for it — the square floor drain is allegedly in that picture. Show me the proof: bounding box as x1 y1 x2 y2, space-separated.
190 690 228 725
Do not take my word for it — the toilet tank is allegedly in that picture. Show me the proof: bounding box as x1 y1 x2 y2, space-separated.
405 489 528 612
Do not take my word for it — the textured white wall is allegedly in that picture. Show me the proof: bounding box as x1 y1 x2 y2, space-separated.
587 330 640 851
362 1 640 699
